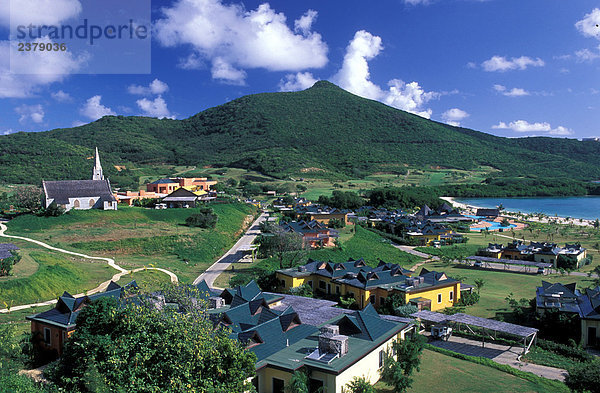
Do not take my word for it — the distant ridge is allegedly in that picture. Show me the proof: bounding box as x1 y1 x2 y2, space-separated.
1 81 600 185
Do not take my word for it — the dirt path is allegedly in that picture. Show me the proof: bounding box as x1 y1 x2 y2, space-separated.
0 222 179 313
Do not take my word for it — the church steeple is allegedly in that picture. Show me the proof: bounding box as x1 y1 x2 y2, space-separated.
92 147 104 180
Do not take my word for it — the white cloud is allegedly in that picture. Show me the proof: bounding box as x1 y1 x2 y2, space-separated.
136 96 174 119
210 57 247 85
482 56 544 72
442 108 469 126
0 39 85 98
80 95 115 120
404 0 430 4
575 46 600 62
15 104 44 124
294 10 317 35
2 129 15 135
279 72 318 92
0 0 82 28
493 84 530 97
128 79 169 95
576 8 600 40
493 120 573 135
333 30 438 118
51 90 72 102
154 0 328 84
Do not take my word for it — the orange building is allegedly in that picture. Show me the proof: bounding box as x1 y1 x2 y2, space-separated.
146 177 217 194
116 190 161 205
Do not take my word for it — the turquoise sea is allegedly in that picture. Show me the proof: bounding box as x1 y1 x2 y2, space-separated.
455 196 600 221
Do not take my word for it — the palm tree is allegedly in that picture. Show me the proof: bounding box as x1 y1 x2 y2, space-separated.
474 279 486 294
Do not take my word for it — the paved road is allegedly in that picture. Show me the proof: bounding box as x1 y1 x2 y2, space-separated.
0 222 178 314
393 244 436 259
192 212 268 289
428 334 567 381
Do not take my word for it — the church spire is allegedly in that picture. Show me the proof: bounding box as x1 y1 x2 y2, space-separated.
92 147 104 180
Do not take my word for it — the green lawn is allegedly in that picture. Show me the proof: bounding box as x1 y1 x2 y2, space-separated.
374 349 567 393
420 261 595 318
116 269 172 293
5 203 258 284
0 250 114 307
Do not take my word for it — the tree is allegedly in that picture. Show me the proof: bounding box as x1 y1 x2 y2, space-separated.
474 279 486 294
289 284 313 298
12 185 43 212
258 228 307 269
285 369 309 393
185 207 218 228
343 376 375 393
0 251 20 276
565 361 600 392
380 334 426 392
43 201 66 217
594 219 600 229
46 287 257 393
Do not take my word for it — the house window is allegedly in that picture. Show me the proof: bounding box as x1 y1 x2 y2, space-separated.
319 280 326 290
437 293 442 303
73 199 80 208
273 377 285 393
379 350 385 368
449 291 454 301
336 286 340 295
370 295 376 304
307 281 313 288
280 280 286 287
89 198 95 207
380 297 386 306
43 327 51 345
309 378 324 393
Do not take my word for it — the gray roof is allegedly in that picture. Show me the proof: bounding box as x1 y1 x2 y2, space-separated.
411 310 538 338
0 243 19 259
43 179 116 204
267 292 350 326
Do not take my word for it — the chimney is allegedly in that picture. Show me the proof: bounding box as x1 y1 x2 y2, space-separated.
318 325 348 357
209 297 225 309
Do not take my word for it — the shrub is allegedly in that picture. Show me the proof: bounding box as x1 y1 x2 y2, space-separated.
185 208 218 228
458 291 480 306
566 361 600 393
344 376 375 393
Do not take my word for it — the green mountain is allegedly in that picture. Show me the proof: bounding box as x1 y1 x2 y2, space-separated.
1 81 600 186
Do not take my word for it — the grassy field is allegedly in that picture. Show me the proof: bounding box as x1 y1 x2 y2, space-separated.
0 238 115 306
5 203 257 284
115 269 172 293
214 225 420 288
374 349 566 393
419 260 595 318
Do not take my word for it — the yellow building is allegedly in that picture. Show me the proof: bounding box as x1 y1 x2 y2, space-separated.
276 259 461 312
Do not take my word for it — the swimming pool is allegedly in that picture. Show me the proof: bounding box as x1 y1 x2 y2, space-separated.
470 220 516 232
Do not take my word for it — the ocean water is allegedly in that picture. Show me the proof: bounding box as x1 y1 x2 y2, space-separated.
455 196 600 221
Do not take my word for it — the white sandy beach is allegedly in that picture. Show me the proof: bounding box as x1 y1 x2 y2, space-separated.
441 196 597 228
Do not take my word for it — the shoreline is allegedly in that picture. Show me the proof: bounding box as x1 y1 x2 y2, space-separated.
441 196 596 228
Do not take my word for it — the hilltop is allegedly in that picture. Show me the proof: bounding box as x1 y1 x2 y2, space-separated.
1 81 600 186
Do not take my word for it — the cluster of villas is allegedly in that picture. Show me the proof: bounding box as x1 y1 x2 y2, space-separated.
480 241 587 268
27 279 415 393
278 220 340 248
275 258 463 311
536 281 600 347
42 148 219 211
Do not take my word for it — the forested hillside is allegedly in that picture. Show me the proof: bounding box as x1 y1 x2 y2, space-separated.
1 81 600 186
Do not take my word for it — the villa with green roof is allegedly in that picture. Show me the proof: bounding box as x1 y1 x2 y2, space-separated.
276 259 461 311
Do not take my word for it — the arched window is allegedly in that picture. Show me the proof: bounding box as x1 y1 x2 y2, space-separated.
73 199 80 208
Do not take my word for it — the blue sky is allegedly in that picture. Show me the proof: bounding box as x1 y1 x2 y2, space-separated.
1 0 599 139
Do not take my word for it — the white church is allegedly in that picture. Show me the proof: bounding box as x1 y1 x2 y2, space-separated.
42 148 118 211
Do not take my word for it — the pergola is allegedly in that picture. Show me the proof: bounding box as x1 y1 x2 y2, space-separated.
464 256 552 273
412 310 538 355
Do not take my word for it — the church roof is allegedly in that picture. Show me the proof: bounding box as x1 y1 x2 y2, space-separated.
43 179 116 204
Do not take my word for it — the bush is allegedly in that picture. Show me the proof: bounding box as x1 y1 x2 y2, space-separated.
289 284 313 298
185 208 218 228
0 251 20 277
42 202 66 217
566 361 600 393
458 291 480 306
537 339 594 363
329 218 345 229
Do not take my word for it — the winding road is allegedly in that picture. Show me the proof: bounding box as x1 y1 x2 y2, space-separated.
0 222 178 314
